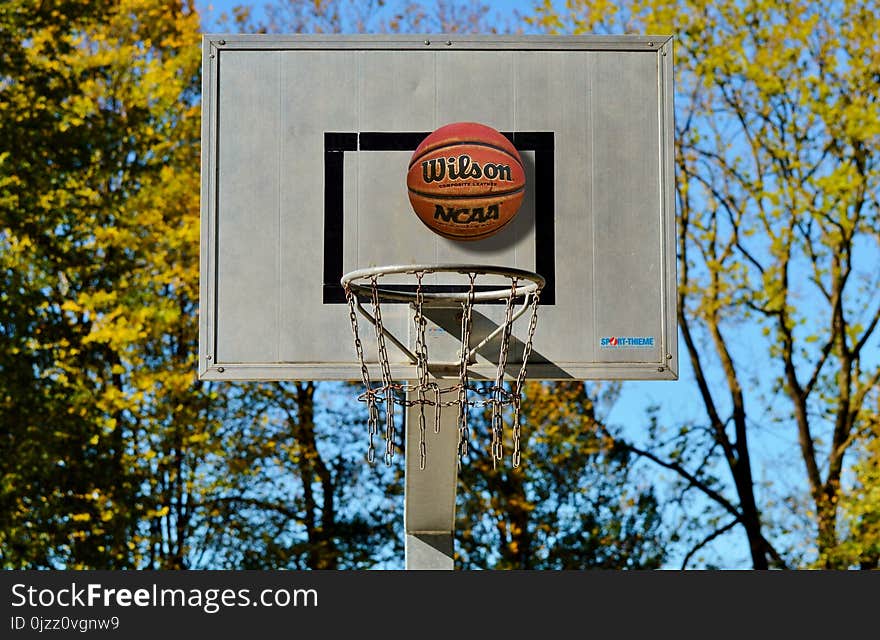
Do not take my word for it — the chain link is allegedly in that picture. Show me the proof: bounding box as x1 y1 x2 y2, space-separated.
511 290 541 467
369 276 396 465
489 278 518 466
344 283 379 464
456 273 476 461
412 271 429 470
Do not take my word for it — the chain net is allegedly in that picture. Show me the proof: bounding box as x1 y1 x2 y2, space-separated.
343 267 542 469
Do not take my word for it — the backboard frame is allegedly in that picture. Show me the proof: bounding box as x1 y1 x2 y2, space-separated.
198 34 678 382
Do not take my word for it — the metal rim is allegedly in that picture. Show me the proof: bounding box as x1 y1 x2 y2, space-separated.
340 263 545 304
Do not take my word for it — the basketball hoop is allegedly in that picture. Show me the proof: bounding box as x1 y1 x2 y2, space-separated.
341 264 544 469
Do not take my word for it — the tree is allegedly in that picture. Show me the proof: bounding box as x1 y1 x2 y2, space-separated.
832 404 880 568
457 382 667 569
237 0 506 34
0 0 401 570
0 0 214 568
530 0 880 568
193 382 404 569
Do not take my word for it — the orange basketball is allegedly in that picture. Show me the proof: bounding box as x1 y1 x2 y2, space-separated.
406 122 525 241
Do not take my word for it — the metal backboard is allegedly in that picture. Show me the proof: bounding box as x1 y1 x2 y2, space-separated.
199 34 677 381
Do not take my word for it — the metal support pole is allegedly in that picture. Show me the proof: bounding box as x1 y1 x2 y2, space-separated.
404 387 459 570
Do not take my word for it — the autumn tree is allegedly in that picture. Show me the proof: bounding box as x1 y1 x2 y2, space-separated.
191 382 403 569
233 0 508 34
830 394 880 568
531 0 880 568
15 0 873 571
458 382 666 569
0 0 224 568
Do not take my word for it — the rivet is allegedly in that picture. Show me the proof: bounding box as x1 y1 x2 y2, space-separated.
218 39 226 45
206 355 212 360
657 366 664 372
666 353 672 360
424 39 431 46
446 40 452 46
648 41 654 47
217 367 225 373
209 54 215 59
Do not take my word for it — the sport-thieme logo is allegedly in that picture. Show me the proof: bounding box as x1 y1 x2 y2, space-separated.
600 336 655 348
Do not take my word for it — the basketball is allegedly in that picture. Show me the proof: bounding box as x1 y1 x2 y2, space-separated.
406 122 525 241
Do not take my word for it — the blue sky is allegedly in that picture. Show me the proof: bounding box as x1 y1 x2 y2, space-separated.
196 0 545 32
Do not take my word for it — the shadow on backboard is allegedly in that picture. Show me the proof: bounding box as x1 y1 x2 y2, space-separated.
421 305 573 379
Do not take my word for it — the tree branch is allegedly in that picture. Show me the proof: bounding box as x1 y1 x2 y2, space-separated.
206 495 301 521
853 303 880 356
681 518 739 569
616 437 742 522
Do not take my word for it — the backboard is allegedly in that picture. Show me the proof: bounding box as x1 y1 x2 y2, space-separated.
199 34 677 381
